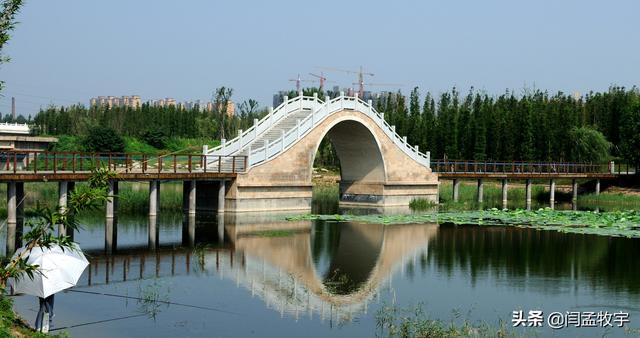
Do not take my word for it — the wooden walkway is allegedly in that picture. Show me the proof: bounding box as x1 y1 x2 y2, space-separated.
0 150 246 181
432 160 636 179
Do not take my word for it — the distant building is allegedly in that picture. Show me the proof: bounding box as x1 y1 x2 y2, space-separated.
0 122 57 152
90 95 141 109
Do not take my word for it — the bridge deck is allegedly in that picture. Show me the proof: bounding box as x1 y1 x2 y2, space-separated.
0 151 245 182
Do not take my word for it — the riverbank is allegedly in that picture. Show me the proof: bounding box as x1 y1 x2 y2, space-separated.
1 295 67 337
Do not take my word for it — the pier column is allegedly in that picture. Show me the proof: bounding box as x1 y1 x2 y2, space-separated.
549 179 556 210
188 180 196 215
217 180 226 213
452 179 460 202
149 180 158 217
476 179 484 204
501 179 508 209
182 214 196 247
572 179 578 210
58 181 68 235
595 179 600 196
6 182 16 255
105 180 118 253
148 215 158 250
217 213 225 244
525 179 532 211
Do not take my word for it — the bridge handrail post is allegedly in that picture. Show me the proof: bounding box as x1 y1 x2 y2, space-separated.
53 152 57 174
203 155 207 173
296 119 301 139
232 156 236 173
218 155 222 173
157 155 162 173
280 130 285 152
173 154 177 173
33 152 37 174
188 155 192 173
244 156 247 172
72 153 77 173
13 152 16 174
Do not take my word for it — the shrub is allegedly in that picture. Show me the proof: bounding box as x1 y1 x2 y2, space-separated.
84 126 125 153
141 128 167 149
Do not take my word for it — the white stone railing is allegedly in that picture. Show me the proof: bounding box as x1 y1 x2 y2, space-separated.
204 93 430 169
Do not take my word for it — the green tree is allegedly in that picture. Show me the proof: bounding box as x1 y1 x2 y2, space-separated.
620 100 640 166
567 126 611 163
84 126 125 152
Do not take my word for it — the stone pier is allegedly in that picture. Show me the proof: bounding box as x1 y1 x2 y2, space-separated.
525 179 532 211
476 179 484 204
549 179 556 210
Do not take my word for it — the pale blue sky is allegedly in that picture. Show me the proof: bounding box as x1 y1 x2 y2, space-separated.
0 0 638 116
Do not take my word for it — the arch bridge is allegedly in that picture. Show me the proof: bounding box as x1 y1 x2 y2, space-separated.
205 92 438 212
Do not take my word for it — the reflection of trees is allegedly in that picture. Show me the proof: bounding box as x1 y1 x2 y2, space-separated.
427 225 640 293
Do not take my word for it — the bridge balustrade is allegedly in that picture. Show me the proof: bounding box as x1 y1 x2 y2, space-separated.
432 160 635 175
0 150 247 174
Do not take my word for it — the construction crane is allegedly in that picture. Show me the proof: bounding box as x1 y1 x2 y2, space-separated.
318 66 375 97
288 74 315 92
308 72 332 90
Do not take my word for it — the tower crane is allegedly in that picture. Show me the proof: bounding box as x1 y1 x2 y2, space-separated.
318 66 376 97
288 74 314 92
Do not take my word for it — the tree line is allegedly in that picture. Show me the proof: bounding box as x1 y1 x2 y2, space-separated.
370 86 639 165
30 85 640 166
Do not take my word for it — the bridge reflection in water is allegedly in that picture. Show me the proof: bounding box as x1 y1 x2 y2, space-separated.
78 215 437 324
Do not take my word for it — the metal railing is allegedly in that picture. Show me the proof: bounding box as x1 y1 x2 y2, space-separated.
432 160 636 175
0 151 247 174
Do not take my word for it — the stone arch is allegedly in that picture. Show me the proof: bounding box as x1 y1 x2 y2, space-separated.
310 116 387 186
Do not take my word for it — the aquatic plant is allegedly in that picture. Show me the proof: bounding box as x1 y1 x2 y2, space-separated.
287 209 640 238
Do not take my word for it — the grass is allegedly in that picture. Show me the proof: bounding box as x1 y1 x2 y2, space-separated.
0 182 184 217
409 198 437 211
48 134 220 155
312 183 339 214
376 303 519 338
0 296 69 337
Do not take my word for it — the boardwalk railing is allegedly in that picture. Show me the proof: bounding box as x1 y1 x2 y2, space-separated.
0 151 247 174
432 160 636 175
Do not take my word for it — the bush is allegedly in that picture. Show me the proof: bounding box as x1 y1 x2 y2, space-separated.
84 126 125 153
124 137 158 155
141 129 167 149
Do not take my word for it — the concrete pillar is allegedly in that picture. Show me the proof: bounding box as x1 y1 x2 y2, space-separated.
595 179 601 196
148 215 158 250
217 180 226 213
188 180 196 215
572 179 578 210
501 179 508 209
149 180 158 217
6 182 16 255
525 179 532 211
15 182 23 247
106 180 118 219
58 181 68 236
549 179 556 210
452 179 460 202
217 213 225 244
105 217 117 254
476 179 484 204
183 214 196 247
105 180 118 253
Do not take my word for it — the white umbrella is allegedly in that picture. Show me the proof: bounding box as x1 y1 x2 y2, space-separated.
8 243 89 298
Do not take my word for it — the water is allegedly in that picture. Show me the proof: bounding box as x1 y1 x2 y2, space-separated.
7 210 640 337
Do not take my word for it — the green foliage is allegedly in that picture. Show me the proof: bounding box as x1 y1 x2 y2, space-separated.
141 128 167 149
288 209 640 238
568 126 611 162
124 136 158 154
84 126 125 152
48 134 83 152
409 198 437 211
620 100 640 166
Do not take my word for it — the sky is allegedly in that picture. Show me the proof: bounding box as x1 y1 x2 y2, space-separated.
0 0 638 117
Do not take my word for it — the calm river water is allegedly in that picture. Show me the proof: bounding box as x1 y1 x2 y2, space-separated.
6 210 640 337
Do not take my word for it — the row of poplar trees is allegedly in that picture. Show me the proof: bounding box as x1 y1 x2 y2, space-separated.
371 86 639 165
